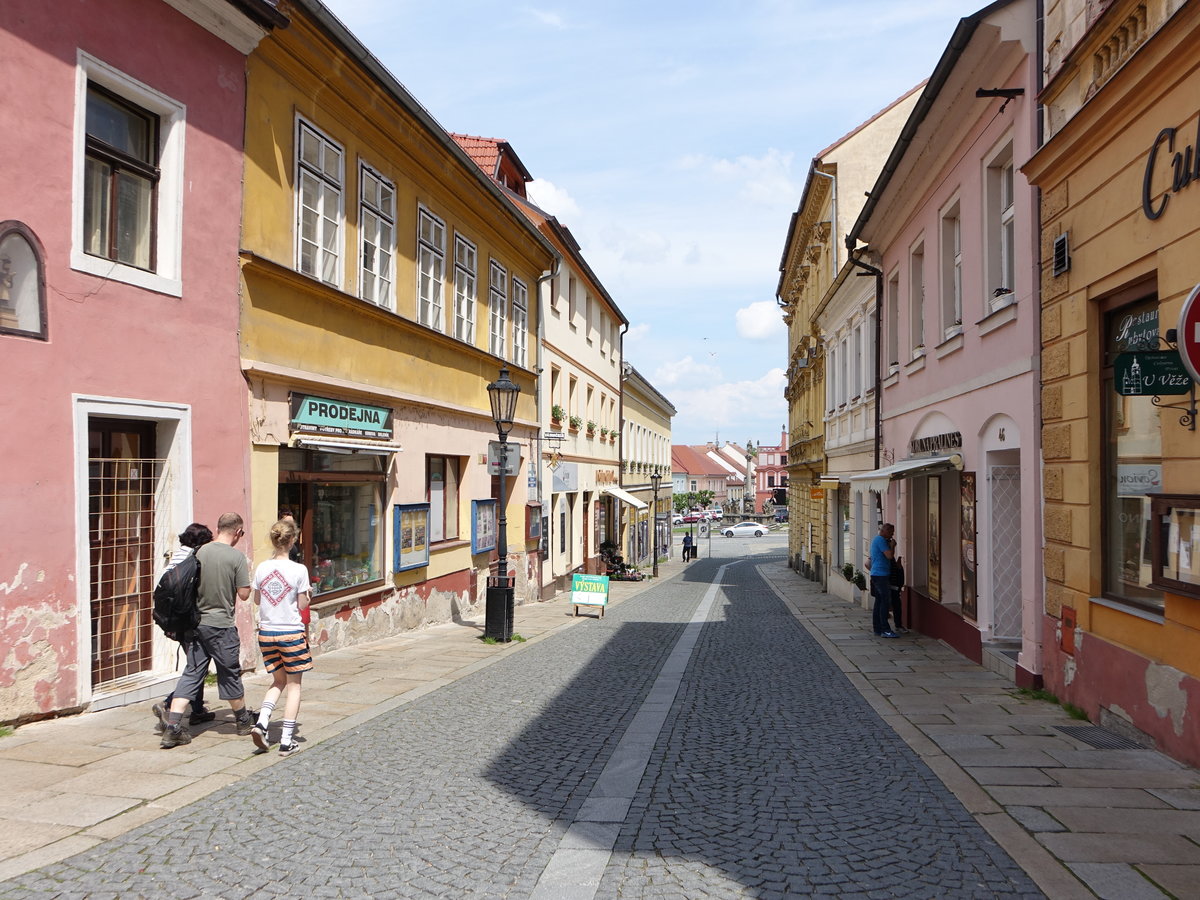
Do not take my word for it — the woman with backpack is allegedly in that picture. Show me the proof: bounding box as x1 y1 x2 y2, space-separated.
249 517 313 755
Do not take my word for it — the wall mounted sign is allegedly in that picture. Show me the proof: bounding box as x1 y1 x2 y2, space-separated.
290 394 393 438
551 462 578 492
1142 120 1200 220
487 441 521 476
393 503 430 572
1113 351 1192 395
910 431 962 456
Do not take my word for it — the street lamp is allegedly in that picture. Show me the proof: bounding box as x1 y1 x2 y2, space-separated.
649 470 662 578
486 366 520 641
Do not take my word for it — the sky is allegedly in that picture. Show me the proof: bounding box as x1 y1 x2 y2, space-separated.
321 0 986 446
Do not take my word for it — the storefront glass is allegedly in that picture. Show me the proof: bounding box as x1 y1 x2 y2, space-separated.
1103 296 1164 611
279 448 386 597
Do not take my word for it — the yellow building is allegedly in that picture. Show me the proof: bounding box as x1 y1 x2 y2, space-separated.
621 363 676 568
240 0 556 654
1024 0 1200 765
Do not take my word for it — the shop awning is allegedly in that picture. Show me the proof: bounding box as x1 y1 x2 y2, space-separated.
818 474 846 485
295 436 403 456
847 453 963 494
603 485 648 509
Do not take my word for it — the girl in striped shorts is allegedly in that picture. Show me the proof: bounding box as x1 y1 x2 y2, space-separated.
249 518 313 755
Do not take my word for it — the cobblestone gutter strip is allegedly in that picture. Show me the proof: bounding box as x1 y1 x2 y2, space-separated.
761 564 1093 900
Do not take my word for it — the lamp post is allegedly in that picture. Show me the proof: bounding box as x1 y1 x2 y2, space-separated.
649 470 662 578
486 366 520 641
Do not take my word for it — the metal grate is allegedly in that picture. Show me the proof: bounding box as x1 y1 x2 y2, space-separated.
1055 725 1145 750
89 457 170 686
990 465 1022 640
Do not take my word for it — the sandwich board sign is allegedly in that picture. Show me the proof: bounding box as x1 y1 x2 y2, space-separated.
571 573 609 617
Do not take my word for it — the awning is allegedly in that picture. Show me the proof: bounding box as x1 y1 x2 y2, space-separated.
602 485 648 510
818 474 846 485
847 453 963 494
295 436 403 456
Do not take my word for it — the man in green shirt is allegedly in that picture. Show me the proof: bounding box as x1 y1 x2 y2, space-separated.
161 512 255 748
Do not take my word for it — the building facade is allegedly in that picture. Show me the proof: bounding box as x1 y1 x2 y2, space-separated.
240 1 556 655
847 0 1043 682
0 0 283 722
621 364 676 567
1024 0 1200 764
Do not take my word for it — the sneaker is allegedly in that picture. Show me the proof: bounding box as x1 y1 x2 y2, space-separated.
235 713 256 737
152 701 167 735
160 724 192 749
189 707 217 725
250 723 270 752
278 741 299 756
880 631 900 639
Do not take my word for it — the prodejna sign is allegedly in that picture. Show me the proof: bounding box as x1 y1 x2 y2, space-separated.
289 393 394 438
1142 118 1200 220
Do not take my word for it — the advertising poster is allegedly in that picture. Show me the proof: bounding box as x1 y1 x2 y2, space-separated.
928 477 941 601
571 573 609 607
393 504 430 572
961 473 977 620
472 499 497 554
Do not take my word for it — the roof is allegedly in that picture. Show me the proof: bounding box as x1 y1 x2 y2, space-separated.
450 133 533 193
672 445 730 477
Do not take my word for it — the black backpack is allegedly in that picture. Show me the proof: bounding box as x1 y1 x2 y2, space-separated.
152 553 202 641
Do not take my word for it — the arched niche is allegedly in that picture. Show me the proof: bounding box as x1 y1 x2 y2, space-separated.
0 221 47 341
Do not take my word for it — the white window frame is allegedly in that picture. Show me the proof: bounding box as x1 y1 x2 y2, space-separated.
454 234 477 344
940 197 962 336
71 52 186 297
886 271 901 371
417 206 446 330
295 118 344 287
511 277 528 367
985 138 1017 313
358 161 394 309
488 259 508 358
909 239 925 355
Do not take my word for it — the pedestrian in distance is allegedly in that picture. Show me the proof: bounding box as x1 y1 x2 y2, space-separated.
249 517 313 756
160 512 256 748
889 553 908 635
682 532 693 562
870 522 899 639
152 523 215 735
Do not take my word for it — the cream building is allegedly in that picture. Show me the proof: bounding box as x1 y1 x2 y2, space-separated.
621 363 676 567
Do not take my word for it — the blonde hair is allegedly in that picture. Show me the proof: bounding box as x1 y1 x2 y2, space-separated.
269 518 299 551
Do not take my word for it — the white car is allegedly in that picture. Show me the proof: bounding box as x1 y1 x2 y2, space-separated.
671 514 684 525
723 521 766 538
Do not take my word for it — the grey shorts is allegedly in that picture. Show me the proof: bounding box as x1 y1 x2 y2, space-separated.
172 624 245 702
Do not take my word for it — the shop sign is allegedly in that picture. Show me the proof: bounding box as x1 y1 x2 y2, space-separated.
571 573 609 608
909 431 962 456
1113 351 1192 396
1117 464 1162 497
809 488 825 499
552 462 578 492
1111 307 1160 352
290 394 393 438
1142 120 1200 220
1179 283 1200 383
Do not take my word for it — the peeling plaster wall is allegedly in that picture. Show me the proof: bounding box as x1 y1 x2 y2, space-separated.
0 566 78 722
1041 613 1200 767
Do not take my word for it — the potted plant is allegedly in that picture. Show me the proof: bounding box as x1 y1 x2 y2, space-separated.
551 404 564 425
568 414 582 431
853 569 867 590
842 563 855 581
600 426 610 438
586 420 596 435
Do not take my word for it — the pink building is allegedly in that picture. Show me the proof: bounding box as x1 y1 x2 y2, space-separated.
0 0 284 722
754 428 789 513
846 0 1043 685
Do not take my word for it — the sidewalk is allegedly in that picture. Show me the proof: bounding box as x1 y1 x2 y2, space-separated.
0 557 1197 898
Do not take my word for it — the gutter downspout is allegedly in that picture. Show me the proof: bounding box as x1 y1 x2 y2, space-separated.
849 253 884 518
809 168 838 281
535 255 562 597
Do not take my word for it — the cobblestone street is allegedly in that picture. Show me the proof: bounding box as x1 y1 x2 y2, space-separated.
0 536 1049 898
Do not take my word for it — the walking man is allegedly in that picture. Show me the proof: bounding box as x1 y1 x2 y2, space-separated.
682 532 693 562
870 522 899 639
161 512 256 748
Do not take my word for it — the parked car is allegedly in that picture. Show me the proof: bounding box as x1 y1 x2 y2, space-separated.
774 508 789 523
671 513 684 525
682 511 705 523
723 521 766 538
709 506 723 520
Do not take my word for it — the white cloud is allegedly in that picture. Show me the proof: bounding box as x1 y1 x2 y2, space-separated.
526 178 580 219
522 7 566 29
667 367 788 445
680 148 798 205
653 355 722 388
736 301 785 341
624 323 651 344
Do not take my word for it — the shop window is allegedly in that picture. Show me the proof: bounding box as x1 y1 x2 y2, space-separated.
278 448 385 598
427 455 461 542
0 221 47 340
1102 294 1163 611
1150 495 1200 599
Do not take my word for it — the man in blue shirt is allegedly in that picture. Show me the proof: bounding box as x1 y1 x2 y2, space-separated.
869 523 898 638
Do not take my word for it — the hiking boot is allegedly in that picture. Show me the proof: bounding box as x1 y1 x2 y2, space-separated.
160 724 192 749
235 712 256 736
250 723 270 753
189 707 216 725
152 702 167 735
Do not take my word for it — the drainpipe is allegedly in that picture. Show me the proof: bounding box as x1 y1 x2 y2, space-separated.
535 255 562 594
849 253 884 519
809 168 838 281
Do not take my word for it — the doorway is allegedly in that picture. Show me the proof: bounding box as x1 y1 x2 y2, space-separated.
989 461 1023 639
88 418 165 686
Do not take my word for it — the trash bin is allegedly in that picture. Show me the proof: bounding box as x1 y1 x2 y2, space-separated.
485 575 514 642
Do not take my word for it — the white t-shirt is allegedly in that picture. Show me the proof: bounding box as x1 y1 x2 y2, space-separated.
252 557 311 631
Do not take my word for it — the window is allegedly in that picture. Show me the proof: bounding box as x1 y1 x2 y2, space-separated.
454 235 477 343
512 277 528 366
417 207 445 330
568 274 578 328
359 164 394 308
427 456 461 542
73 53 185 296
940 200 962 333
488 259 508 357
886 272 900 369
586 293 594 343
297 121 343 286
0 221 48 340
909 241 925 354
1102 293 1162 611
852 323 863 398
985 142 1017 311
